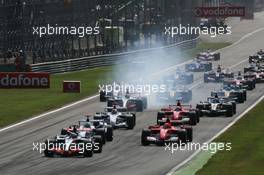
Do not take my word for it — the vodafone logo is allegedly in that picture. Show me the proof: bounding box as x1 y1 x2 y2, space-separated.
0 72 50 88
194 8 202 17
194 6 245 17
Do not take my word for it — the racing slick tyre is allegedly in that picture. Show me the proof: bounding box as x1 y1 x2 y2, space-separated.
205 63 213 71
127 116 136 129
99 91 106 102
214 53 220 61
136 100 144 112
237 93 244 103
93 136 103 153
44 139 55 157
196 104 204 117
95 128 106 144
225 104 233 117
141 130 151 146
157 112 165 124
243 91 247 101
185 127 193 142
142 97 148 109
196 111 200 123
178 130 187 144
83 142 93 157
246 80 255 90
232 102 237 114
204 74 209 83
60 128 68 135
188 111 197 126
106 125 113 141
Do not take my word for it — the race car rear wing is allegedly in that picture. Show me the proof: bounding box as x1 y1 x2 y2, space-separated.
168 104 192 110
104 107 128 112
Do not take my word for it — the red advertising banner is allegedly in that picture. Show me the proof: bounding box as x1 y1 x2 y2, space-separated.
63 81 81 93
0 72 50 88
194 6 245 17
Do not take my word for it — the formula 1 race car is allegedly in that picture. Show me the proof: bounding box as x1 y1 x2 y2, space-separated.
107 93 147 112
196 97 236 117
185 60 212 72
163 70 194 85
248 54 264 63
204 65 234 83
197 50 220 61
156 101 199 126
141 121 193 146
156 88 192 103
211 87 246 103
244 71 264 83
223 75 256 90
257 49 264 55
243 64 264 83
100 90 113 102
61 118 113 144
244 64 262 73
99 82 124 102
44 131 103 157
93 106 136 129
249 50 264 63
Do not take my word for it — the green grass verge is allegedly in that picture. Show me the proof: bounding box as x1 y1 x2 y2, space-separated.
196 100 264 175
0 67 114 127
174 150 215 175
0 41 231 127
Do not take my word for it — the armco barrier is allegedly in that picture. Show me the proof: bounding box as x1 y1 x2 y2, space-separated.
30 37 200 74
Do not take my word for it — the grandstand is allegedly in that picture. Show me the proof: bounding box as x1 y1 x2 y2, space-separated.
0 0 199 64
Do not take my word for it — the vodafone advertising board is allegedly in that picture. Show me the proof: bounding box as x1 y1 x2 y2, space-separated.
194 6 245 17
0 72 50 88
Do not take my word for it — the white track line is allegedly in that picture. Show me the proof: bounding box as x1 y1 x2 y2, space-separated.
0 95 99 132
166 94 264 175
1 25 263 133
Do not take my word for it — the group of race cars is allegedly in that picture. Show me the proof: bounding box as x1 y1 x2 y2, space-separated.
44 89 147 157
142 49 264 146
197 50 264 117
43 49 264 156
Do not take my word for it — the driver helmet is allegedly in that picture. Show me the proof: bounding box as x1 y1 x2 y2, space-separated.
175 106 181 111
164 119 171 128
214 93 219 99
112 105 118 114
73 126 77 133
217 65 222 73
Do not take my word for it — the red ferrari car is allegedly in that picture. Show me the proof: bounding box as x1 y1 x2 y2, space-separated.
141 121 193 146
157 102 200 126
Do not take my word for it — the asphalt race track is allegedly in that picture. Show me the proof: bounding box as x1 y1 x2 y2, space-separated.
1 27 264 175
